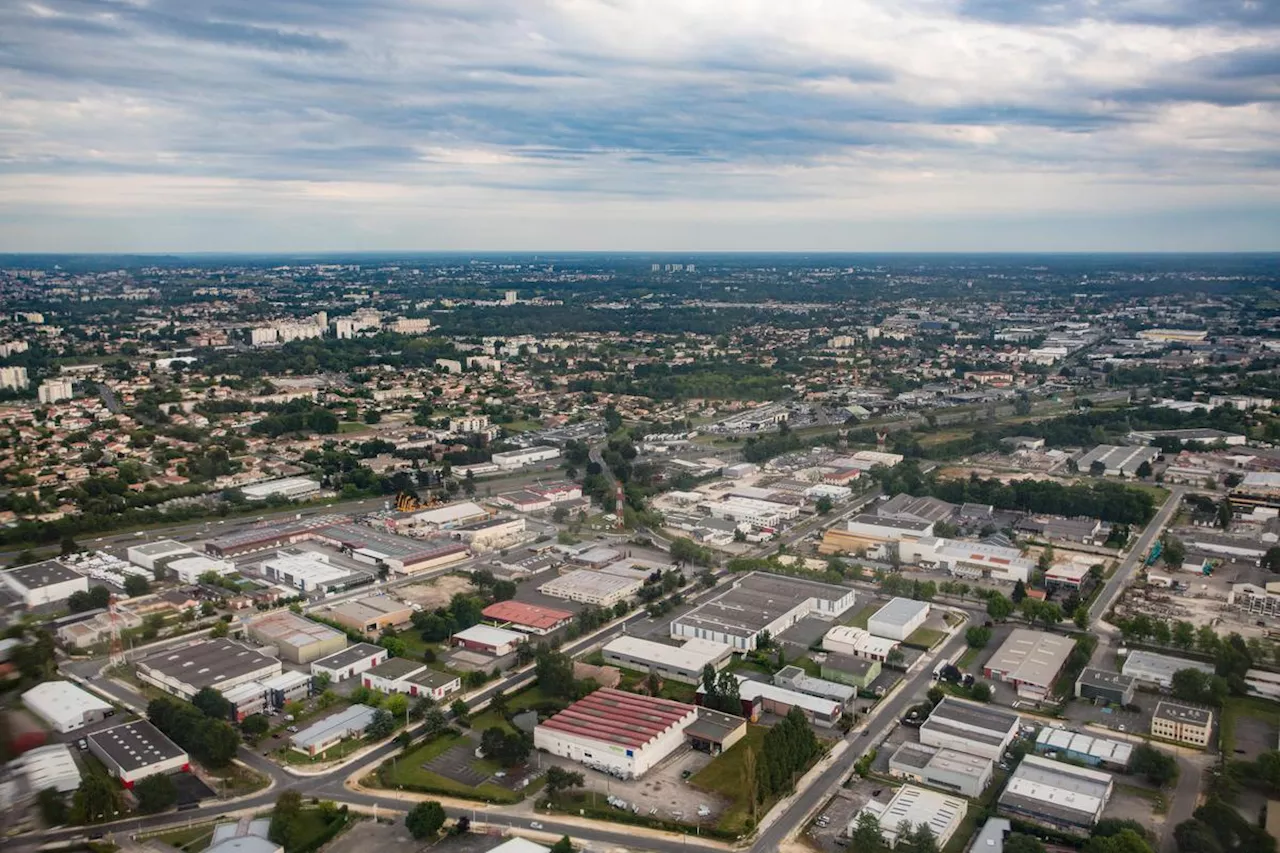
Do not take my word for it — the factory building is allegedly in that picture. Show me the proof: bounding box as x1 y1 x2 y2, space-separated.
126 539 198 573
1121 650 1214 690
246 611 347 665
326 596 413 635
1151 701 1214 748
538 569 643 606
481 601 574 636
240 477 322 502
310 643 388 683
868 597 931 641
671 572 856 652
704 676 843 728
919 697 1020 761
823 515 934 556
983 629 1076 701
22 681 113 733
773 666 857 710
533 688 700 779
403 501 492 530
602 636 733 685
900 537 1035 584
888 742 994 798
136 639 282 701
259 551 366 595
2 560 87 608
88 721 189 788
1075 667 1136 706
491 446 560 469
1034 729 1132 770
1076 445 1159 479
997 755 1113 835
19 744 82 795
852 785 968 849
453 517 526 551
822 626 899 662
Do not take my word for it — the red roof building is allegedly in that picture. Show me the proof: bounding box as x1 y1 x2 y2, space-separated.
481 600 574 635
533 688 699 778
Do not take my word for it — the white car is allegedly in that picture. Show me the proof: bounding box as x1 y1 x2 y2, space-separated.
530 822 543 830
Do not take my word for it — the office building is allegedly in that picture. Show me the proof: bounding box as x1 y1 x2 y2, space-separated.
774 666 857 709
820 653 882 689
310 643 388 683
361 658 461 700
822 626 898 662
1151 701 1214 748
1075 667 1136 706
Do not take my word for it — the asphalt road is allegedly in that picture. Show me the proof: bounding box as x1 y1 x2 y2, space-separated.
1088 484 1186 625
749 626 970 853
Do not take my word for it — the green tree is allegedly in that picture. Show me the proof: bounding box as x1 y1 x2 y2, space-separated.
268 790 304 848
422 707 449 737
1162 535 1186 568
965 626 992 648
1132 744 1179 786
849 811 883 853
406 800 446 840
1005 834 1047 853
365 709 396 739
1073 605 1089 629
241 714 270 739
71 774 122 824
124 573 151 596
544 766 586 798
192 686 233 720
1172 621 1196 650
37 787 68 826
816 496 834 514
1011 580 1027 603
550 837 575 853
210 620 230 638
970 682 992 702
986 594 1014 621
134 773 178 814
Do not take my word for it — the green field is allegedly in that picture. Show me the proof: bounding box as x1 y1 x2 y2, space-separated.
844 604 881 629
278 735 366 765
689 725 769 834
1222 696 1280 753
377 732 520 803
906 627 946 649
956 645 983 671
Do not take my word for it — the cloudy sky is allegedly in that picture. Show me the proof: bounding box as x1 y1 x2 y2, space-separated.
1 0 1278 252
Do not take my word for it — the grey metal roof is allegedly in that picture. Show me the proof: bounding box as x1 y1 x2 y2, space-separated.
88 720 185 771
1154 700 1213 725
6 560 82 589
137 639 278 690
311 643 386 671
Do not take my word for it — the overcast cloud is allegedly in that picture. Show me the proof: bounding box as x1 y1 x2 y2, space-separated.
0 0 1277 251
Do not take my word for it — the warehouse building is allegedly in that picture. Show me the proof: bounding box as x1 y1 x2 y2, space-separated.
853 784 968 849
868 597 931 641
820 653 882 689
246 611 347 664
998 755 1113 834
685 708 748 756
671 572 856 652
888 742 994 798
88 720 189 788
1034 729 1132 770
919 697 1020 761
310 523 470 575
22 681 113 733
311 643 388 683
403 501 491 530
19 743 82 795
1076 445 1159 479
538 569 643 606
290 704 377 757
774 666 856 709
1121 650 1214 690
203 515 342 557
822 626 898 662
1151 701 1214 748
492 446 560 469
453 517 526 551
259 551 367 595
168 555 235 584
533 688 699 779
823 515 934 556
361 658 461 700
482 600 574 636
983 629 1076 701
2 560 87 608
137 639 282 700
901 537 1035 584
1075 667 1136 706
327 596 413 635
451 624 526 656
710 676 843 728
240 477 321 502
126 539 197 573
602 636 733 685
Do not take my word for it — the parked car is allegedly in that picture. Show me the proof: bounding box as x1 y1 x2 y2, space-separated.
76 738 88 751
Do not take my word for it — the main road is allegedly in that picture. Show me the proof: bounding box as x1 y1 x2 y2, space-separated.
1088 484 1186 625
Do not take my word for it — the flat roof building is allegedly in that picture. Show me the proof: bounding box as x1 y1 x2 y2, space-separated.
820 653 882 689
1075 667 1136 706
1121 650 1214 689
87 720 189 787
538 569 643 606
240 477 321 501
868 597 931 641
290 704 377 757
823 625 899 662
20 743 82 794
246 611 347 664
1077 445 1159 478
534 688 699 779
1034 728 1133 770
854 784 968 849
1152 701 1214 748
602 636 733 685
126 539 197 572
919 696 1020 761
22 681 113 733
2 560 87 608
717 677 843 728
310 643 388 683
326 596 413 635
481 600 574 635
983 629 1076 700
889 741 994 798
998 755 1113 834
137 639 282 700
361 658 461 701
774 666 857 709
451 624 527 656
259 551 362 595
671 572 856 652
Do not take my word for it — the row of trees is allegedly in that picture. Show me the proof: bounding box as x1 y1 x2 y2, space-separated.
147 695 240 767
746 708 822 819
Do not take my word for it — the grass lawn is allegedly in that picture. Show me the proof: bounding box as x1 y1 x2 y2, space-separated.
1126 483 1172 505
690 725 768 834
1222 696 1280 753
503 419 542 432
919 429 975 448
150 823 219 852
337 421 371 434
469 708 517 735
205 761 271 796
378 732 519 803
278 736 367 765
956 646 983 671
844 604 881 629
906 627 946 648
508 685 557 712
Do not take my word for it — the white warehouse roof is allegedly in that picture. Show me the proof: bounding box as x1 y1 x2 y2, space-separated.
22 681 112 731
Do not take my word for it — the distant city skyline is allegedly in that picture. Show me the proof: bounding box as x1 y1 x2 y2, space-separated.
2 0 1278 252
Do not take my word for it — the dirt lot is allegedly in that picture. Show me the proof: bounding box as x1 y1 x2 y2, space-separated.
1103 783 1169 838
399 573 476 610
1230 712 1277 762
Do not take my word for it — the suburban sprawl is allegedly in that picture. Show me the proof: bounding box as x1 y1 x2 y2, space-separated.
3 254 1280 853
